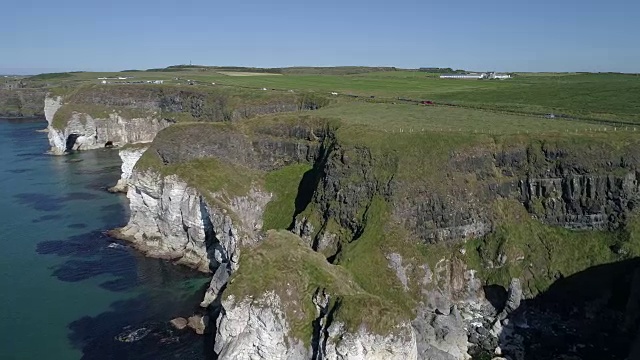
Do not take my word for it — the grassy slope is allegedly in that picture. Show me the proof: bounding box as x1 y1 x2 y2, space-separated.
316 102 622 135
463 200 640 295
263 163 312 230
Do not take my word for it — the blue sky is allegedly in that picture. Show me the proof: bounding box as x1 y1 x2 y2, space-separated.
1 0 639 74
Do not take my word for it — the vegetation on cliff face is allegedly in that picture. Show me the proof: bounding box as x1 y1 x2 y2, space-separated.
463 200 640 296
224 230 405 345
263 164 312 230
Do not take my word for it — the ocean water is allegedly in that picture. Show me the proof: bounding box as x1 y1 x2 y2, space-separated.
0 118 212 360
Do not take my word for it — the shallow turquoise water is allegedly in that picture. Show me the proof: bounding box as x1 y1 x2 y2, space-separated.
0 118 211 359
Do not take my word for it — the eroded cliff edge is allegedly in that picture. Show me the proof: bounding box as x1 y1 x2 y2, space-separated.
45 84 327 155
111 115 640 359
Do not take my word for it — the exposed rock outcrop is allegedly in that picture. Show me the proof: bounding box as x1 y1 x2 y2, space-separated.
44 96 63 124
320 322 418 360
521 173 640 230
412 306 470 360
170 317 188 330
48 111 171 154
113 170 270 273
44 96 65 154
109 145 149 193
113 172 217 272
214 291 418 360
45 85 329 154
214 293 308 360
187 314 209 335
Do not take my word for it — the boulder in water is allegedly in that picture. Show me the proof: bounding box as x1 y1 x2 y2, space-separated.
170 317 188 330
187 314 209 335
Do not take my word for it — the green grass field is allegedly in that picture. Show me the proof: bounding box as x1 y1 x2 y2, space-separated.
30 67 640 124
314 102 627 134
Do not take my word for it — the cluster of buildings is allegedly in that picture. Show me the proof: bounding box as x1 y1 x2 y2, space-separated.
439 72 511 80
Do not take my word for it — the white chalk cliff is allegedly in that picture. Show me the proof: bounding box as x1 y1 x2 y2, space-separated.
109 146 149 192
44 95 171 154
214 292 419 360
113 168 270 296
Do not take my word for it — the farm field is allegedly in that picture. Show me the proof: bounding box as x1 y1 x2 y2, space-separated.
313 101 627 135
30 67 640 124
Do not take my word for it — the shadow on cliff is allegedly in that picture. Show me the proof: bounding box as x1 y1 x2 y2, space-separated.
288 139 335 231
504 257 640 360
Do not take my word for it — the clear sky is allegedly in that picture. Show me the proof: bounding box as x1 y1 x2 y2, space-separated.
1 0 639 74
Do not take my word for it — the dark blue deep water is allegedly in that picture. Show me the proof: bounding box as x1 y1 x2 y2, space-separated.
0 118 211 359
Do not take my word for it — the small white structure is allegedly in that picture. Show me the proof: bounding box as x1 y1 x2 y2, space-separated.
439 73 487 80
492 73 511 79
331 92 338 95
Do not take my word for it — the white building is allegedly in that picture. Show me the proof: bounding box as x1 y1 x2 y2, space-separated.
439 73 487 80
440 72 511 80
492 73 511 79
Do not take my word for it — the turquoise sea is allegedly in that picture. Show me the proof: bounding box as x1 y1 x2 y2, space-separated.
0 118 212 359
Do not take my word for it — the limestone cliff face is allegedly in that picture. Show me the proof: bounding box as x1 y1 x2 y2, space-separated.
214 293 308 360
214 292 419 360
112 166 272 313
47 109 171 154
44 96 63 124
44 96 65 154
113 169 270 274
320 323 418 360
109 146 149 193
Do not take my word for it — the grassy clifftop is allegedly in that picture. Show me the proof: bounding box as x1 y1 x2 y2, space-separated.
50 83 330 129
